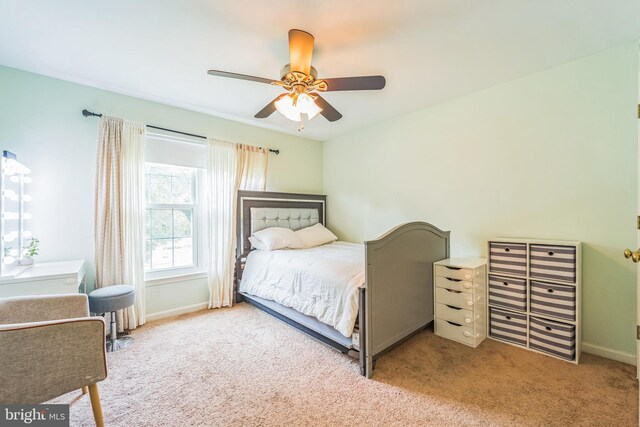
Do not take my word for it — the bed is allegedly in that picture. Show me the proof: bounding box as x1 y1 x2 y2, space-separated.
235 190 450 378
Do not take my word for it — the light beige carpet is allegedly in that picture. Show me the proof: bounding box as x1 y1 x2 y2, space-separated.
54 304 638 426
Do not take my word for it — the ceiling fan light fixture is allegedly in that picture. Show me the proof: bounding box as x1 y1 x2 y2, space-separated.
275 93 322 122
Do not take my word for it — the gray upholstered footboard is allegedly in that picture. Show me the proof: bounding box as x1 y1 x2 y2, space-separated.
362 222 450 378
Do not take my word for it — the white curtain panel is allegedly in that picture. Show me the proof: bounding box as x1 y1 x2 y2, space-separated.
94 116 146 330
121 121 147 329
237 144 268 191
206 140 268 309
95 116 124 290
206 140 237 309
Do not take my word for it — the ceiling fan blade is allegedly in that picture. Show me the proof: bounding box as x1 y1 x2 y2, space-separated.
314 94 342 122
289 29 314 75
207 70 276 85
322 76 386 91
254 94 287 119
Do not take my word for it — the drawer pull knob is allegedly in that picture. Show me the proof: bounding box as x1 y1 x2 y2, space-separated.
547 289 554 293
446 277 461 282
446 305 462 311
503 282 509 286
463 331 472 337
463 283 472 289
465 317 472 323
545 326 552 331
548 251 554 256
505 247 510 252
466 300 473 306
505 315 512 320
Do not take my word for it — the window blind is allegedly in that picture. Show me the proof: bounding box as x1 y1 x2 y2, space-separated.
145 130 206 169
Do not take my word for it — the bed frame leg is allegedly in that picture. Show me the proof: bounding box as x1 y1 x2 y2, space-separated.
359 288 373 378
365 356 374 378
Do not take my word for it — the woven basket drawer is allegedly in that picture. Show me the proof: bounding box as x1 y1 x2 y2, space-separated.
489 307 527 346
529 316 576 361
530 280 576 321
530 244 576 283
488 275 527 311
489 242 527 277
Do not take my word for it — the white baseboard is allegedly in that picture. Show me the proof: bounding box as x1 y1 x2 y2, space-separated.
582 342 636 366
145 302 208 322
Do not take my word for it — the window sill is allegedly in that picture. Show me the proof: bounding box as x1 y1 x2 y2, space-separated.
145 271 207 287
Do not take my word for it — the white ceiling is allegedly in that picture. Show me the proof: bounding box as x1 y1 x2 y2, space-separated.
1 0 639 141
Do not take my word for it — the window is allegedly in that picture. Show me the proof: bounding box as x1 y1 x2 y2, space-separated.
145 163 199 273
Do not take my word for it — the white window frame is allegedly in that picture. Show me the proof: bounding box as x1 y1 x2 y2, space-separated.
144 164 204 280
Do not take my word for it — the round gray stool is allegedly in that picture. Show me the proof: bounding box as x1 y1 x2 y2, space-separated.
88 285 135 352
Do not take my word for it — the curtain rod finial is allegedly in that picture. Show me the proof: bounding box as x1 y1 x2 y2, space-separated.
82 109 102 118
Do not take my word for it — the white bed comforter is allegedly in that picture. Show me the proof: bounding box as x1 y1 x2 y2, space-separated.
239 241 365 337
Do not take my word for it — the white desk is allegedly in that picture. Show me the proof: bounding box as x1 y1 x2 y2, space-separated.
0 260 86 298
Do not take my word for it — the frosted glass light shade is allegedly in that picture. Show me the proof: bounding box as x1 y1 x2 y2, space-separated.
275 93 322 122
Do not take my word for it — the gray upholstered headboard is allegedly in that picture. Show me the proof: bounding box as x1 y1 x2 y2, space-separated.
250 207 320 234
237 191 326 258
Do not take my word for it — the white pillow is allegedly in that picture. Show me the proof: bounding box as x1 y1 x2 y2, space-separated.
248 236 268 251
252 227 303 251
295 223 338 248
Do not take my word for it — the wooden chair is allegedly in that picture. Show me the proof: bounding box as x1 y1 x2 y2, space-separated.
0 294 107 427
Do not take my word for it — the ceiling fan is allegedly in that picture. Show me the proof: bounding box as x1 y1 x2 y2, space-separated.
207 29 386 128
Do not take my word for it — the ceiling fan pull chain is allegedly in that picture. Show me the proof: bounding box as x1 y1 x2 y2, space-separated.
298 114 305 132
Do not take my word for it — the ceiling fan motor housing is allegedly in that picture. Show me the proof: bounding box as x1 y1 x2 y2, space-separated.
280 63 318 80
277 64 327 94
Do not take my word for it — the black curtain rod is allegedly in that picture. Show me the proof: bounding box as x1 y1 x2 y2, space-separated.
82 109 280 155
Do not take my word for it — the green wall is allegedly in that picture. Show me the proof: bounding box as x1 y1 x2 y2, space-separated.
2 43 638 359
0 65 323 316
323 44 639 358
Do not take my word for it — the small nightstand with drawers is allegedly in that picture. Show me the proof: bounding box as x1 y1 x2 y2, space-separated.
433 258 487 348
